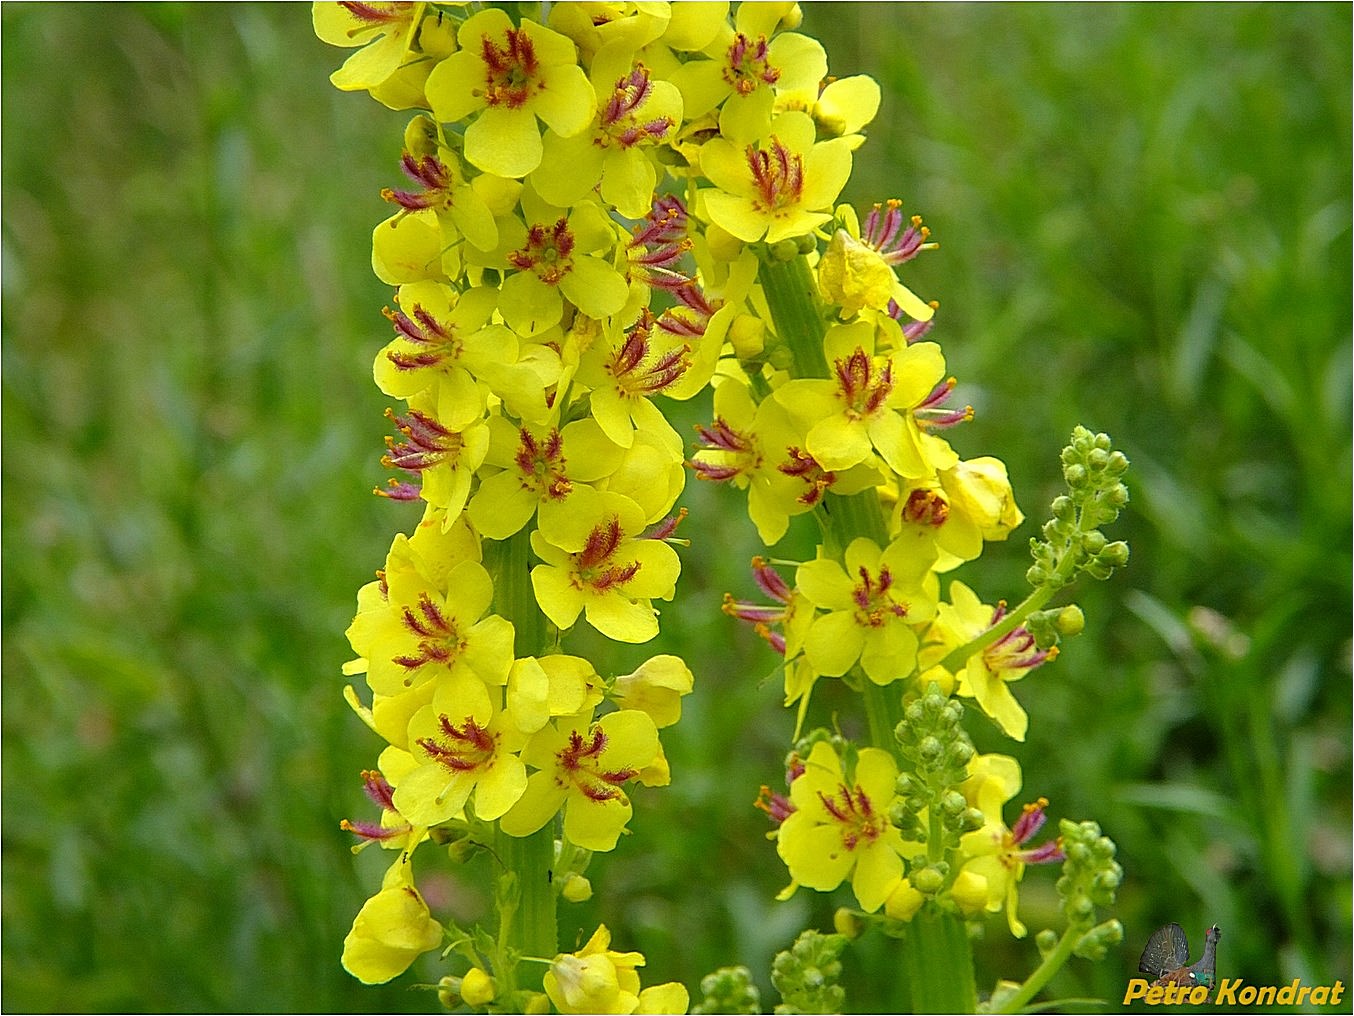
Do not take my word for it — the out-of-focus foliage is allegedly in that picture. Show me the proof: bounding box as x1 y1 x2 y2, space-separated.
2 4 1347 1012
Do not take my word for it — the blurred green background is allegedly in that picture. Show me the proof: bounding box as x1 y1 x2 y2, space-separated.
3 3 1349 1012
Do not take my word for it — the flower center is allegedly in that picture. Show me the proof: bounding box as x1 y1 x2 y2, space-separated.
600 65 674 147
723 32 781 95
382 302 461 373
833 347 893 418
479 27 539 108
392 593 466 682
851 564 907 628
744 136 804 211
509 218 576 285
605 313 690 398
557 726 638 802
573 516 641 592
515 427 571 501
778 446 835 506
818 782 885 851
416 714 496 772
901 488 949 528
382 408 469 474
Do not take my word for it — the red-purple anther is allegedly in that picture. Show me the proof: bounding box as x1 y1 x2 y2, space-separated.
559 726 636 803
725 32 781 94
778 446 836 506
1010 797 1065 864
340 767 409 842
382 408 465 474
629 197 693 291
817 783 882 850
861 200 935 266
691 416 753 482
746 137 803 209
417 715 495 772
481 27 539 108
340 1 413 26
834 347 893 417
751 556 793 603
601 65 674 147
382 151 455 211
886 297 938 340
510 217 576 285
607 313 690 395
382 303 458 371
515 427 571 501
915 377 973 430
361 770 397 811
755 784 796 825
901 488 949 528
376 478 423 501
984 604 1057 673
575 516 641 591
645 507 687 542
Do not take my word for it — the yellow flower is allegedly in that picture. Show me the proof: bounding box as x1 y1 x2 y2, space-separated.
776 742 909 912
773 323 958 480
544 924 690 1015
499 709 660 852
313 2 425 93
341 849 443 984
924 582 1057 741
425 9 596 177
700 112 853 244
795 536 938 685
530 488 680 643
391 687 529 826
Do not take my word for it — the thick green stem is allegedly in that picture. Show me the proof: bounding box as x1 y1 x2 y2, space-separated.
901 908 979 1013
485 529 556 985
492 823 558 982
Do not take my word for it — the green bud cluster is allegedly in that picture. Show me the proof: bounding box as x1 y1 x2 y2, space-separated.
1027 426 1131 590
1054 819 1123 935
1023 604 1085 650
771 931 848 1016
890 683 984 845
692 965 762 1015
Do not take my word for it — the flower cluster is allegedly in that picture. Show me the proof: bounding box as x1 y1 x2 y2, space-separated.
318 1 1129 1009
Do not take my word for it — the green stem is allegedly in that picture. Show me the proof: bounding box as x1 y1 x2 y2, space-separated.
993 927 1078 1014
485 528 556 987
901 908 979 1013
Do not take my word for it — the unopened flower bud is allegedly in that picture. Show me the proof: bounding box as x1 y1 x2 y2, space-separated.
524 992 551 1015
833 908 865 939
728 314 766 360
561 873 593 902
461 967 496 1007
404 114 439 160
1056 604 1085 636
911 865 945 895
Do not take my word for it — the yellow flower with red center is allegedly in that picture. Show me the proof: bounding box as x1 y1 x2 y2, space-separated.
499 708 661 852
424 8 596 177
776 741 910 912
699 112 853 244
530 487 680 643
